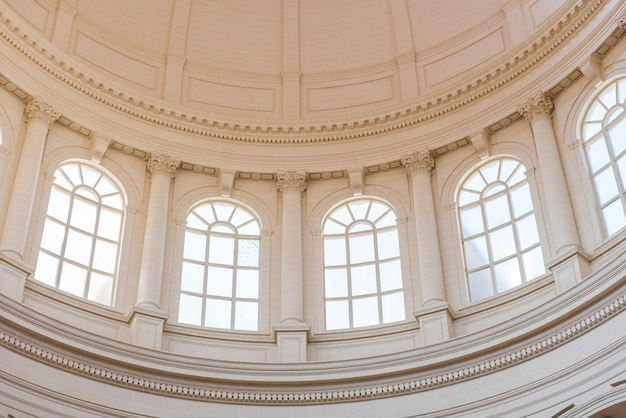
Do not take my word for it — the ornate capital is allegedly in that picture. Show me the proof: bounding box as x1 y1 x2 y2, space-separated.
277 170 306 194
147 153 180 178
401 150 434 174
518 92 553 122
618 12 626 30
25 97 60 128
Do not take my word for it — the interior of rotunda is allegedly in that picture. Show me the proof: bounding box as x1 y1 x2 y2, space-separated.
0 0 625 417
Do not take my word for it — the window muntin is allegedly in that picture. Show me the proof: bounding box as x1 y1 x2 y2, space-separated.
458 158 545 302
34 162 125 306
322 198 405 330
582 78 626 236
178 201 261 331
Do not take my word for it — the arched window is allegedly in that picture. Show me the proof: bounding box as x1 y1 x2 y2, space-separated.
178 201 261 331
34 162 125 306
322 198 405 330
581 78 626 237
457 158 545 302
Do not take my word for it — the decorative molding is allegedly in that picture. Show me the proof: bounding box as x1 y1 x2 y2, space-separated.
277 170 307 194
0 293 622 405
147 153 180 178
401 149 435 174
24 97 60 128
0 0 606 143
617 12 626 30
518 91 554 122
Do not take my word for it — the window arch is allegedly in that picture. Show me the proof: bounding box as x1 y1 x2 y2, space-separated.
34 162 126 306
581 77 626 237
457 157 545 302
178 200 261 331
322 198 405 330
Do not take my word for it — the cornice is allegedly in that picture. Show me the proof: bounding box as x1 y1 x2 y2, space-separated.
0 0 609 144
1 249 624 405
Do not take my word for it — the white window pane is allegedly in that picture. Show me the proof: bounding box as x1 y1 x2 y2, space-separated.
507 168 526 186
617 156 626 190
330 205 352 226
516 214 540 250
93 175 117 197
187 212 207 230
236 269 259 299
237 239 259 267
377 229 399 260
194 204 216 224
609 117 626 156
381 292 405 324
97 208 121 241
348 200 369 220
47 188 70 222
234 301 258 331
594 168 619 205
499 159 518 182
101 193 123 209
183 231 206 261
324 268 348 298
484 194 510 229
87 272 113 305
598 85 617 108
65 229 93 266
92 239 117 274
379 260 402 292
483 183 505 198
237 220 260 235
367 201 389 223
375 211 396 228
490 226 516 261
510 183 533 218
59 262 87 297
231 207 253 228
350 222 372 233
34 252 59 286
522 246 545 281
41 219 65 255
53 171 73 190
602 199 626 236
349 233 375 264
178 294 202 326
62 164 82 186
325 300 349 330
204 299 232 329
208 235 234 265
586 137 611 173
586 100 606 122
212 224 232 234
469 268 493 302
81 165 101 187
494 258 522 293
352 297 379 328
464 236 489 270
458 190 480 206
207 266 233 297
480 160 499 183
350 264 377 296
460 205 484 237
323 218 346 234
464 173 486 192
583 122 602 142
324 236 346 266
70 198 97 233
213 202 234 222
181 261 204 293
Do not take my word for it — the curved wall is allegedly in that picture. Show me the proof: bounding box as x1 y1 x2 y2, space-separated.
0 0 625 417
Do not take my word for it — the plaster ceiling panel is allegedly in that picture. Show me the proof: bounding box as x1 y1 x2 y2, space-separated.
3 0 51 35
299 0 395 74
407 0 502 51
185 0 283 74
75 0 172 54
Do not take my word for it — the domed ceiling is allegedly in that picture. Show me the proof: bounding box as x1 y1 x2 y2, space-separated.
3 0 577 127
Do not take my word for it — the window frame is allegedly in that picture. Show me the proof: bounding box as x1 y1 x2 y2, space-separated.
322 197 406 331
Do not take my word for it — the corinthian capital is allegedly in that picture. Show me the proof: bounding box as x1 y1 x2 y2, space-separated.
147 153 180 178
518 92 553 122
25 97 60 128
401 149 434 174
277 170 307 194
